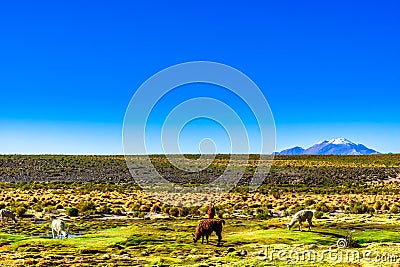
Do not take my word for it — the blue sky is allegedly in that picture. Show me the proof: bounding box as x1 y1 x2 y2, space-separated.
0 1 399 154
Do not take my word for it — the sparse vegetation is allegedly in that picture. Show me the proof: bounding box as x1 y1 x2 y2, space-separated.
66 207 79 217
0 154 399 266
314 211 324 219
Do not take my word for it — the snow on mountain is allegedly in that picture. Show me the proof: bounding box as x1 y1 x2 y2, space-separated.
328 138 354 145
279 138 380 155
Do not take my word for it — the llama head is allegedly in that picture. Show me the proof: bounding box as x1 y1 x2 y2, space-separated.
192 233 199 243
63 231 69 238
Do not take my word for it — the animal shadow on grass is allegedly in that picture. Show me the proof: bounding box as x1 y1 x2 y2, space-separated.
212 240 225 247
311 230 344 239
196 238 225 247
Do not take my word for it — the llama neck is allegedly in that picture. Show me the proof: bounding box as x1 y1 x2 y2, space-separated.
288 218 296 227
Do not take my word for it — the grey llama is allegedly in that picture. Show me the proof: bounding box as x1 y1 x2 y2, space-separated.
287 210 313 231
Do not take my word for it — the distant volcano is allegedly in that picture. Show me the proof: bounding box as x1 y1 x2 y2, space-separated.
279 138 380 155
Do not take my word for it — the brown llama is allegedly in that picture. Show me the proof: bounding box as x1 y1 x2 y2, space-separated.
0 209 17 223
192 219 225 246
207 202 215 219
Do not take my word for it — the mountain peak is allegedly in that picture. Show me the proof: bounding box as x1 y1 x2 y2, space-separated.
279 138 379 155
327 138 354 145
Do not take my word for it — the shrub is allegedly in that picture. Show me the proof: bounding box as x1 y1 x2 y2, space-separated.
66 207 79 217
42 200 55 207
162 207 170 214
112 208 124 215
304 199 316 206
10 201 28 210
15 207 27 217
255 208 270 219
129 202 141 211
342 231 360 248
315 202 330 212
271 191 281 199
151 204 161 213
169 207 180 217
200 204 210 214
179 207 190 217
161 204 170 213
314 211 323 219
44 205 56 213
139 205 150 212
352 204 368 214
78 201 96 213
381 203 390 211
32 204 43 212
98 204 111 214
188 206 200 216
243 207 253 216
389 204 400 214
373 201 382 211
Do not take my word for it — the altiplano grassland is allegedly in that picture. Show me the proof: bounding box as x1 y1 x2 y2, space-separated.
0 217 399 266
0 155 399 266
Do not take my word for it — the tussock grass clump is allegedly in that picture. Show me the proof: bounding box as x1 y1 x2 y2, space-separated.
66 207 79 217
98 204 111 214
168 207 180 217
15 206 27 217
314 211 324 219
315 201 330 212
78 201 96 214
304 199 316 206
389 204 400 214
351 203 369 214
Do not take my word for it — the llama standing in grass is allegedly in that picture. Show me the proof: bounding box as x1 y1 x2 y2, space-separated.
287 210 313 231
193 219 225 246
0 209 17 223
207 202 215 219
52 219 68 239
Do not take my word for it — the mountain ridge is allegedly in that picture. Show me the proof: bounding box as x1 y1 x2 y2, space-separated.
279 138 380 155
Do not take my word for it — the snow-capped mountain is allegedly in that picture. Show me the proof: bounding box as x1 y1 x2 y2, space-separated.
279 138 380 155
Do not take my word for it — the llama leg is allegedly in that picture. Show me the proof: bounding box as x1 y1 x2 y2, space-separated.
201 236 204 244
308 219 312 231
52 229 55 239
216 232 222 246
299 223 302 232
206 235 209 244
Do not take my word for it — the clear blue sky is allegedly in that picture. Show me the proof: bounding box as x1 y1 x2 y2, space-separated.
0 1 399 154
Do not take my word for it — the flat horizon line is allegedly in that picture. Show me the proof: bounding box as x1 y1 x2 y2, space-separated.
0 153 398 156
